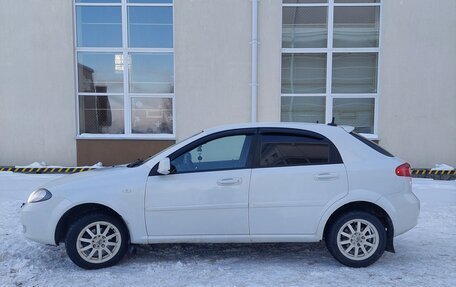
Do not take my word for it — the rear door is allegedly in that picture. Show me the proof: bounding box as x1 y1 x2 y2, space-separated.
249 128 349 236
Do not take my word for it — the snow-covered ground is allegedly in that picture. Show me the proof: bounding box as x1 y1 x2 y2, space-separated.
0 172 455 287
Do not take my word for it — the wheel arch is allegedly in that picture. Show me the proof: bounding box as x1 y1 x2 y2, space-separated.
321 201 395 253
54 203 130 245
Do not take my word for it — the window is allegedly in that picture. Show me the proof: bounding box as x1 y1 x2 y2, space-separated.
171 135 253 173
260 134 331 167
75 0 174 138
281 0 381 136
350 132 393 157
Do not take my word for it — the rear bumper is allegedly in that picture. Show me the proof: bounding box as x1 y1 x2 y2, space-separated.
378 191 420 236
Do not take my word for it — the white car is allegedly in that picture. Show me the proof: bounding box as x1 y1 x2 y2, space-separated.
21 123 420 269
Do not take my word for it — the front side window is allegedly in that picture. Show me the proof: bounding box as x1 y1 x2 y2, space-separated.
75 0 174 137
171 135 253 173
281 0 381 136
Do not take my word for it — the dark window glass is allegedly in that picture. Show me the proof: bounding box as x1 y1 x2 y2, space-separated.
128 6 173 48
335 0 379 3
282 6 328 48
260 134 330 167
77 52 124 93
281 96 326 124
79 95 124 134
350 132 394 157
332 53 378 93
77 1 121 3
131 97 172 134
333 98 374 133
76 6 122 47
129 53 174 93
281 53 327 93
333 6 380 48
171 135 253 173
128 0 173 3
283 0 327 3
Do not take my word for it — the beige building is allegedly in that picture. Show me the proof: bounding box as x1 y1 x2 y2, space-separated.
0 0 455 167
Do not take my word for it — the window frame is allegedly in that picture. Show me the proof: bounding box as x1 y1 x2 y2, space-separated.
150 129 259 175
281 0 382 139
73 0 175 140
350 131 394 157
254 128 343 169
149 127 343 175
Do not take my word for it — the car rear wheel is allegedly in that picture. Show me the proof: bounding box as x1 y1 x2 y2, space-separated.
326 211 386 267
65 213 129 269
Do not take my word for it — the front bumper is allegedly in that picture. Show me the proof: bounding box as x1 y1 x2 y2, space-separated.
378 191 420 237
21 198 72 245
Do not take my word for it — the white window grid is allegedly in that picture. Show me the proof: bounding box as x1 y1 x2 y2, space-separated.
74 0 175 140
281 0 382 139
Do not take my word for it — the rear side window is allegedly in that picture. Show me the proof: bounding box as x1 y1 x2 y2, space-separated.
260 134 332 167
350 132 394 157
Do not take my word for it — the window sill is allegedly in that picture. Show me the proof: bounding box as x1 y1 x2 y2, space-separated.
359 133 379 141
76 134 176 141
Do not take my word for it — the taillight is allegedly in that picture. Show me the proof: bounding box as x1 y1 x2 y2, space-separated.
395 163 411 177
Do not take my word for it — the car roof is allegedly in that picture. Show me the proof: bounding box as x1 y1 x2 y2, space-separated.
202 122 354 134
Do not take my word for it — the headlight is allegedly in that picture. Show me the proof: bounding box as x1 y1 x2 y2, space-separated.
27 188 52 203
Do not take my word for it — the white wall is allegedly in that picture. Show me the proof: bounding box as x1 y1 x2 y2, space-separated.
0 0 76 166
174 0 252 140
379 0 456 167
173 0 283 138
257 0 282 122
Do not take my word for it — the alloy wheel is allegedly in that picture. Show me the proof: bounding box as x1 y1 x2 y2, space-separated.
76 221 122 264
336 219 379 261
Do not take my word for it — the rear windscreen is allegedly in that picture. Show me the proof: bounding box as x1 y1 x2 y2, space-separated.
350 132 394 157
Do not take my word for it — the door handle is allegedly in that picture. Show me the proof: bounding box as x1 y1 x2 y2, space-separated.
314 172 339 180
217 177 242 185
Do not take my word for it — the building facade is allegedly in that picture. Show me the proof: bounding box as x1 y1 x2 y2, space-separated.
0 0 455 167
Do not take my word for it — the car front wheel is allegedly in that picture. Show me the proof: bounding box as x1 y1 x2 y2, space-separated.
326 211 386 267
65 213 129 269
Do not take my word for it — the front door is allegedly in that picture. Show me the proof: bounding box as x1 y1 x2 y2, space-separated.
145 130 255 237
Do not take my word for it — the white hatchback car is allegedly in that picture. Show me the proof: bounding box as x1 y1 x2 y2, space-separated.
21 123 420 269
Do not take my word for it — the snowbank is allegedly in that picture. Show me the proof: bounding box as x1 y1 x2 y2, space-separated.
14 162 104 169
431 164 455 171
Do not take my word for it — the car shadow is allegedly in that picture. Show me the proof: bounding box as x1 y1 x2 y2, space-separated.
127 242 333 266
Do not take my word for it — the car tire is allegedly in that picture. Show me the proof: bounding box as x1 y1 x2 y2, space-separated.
65 213 129 269
325 211 386 268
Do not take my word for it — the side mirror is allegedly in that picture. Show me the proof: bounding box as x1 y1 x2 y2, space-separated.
157 157 171 175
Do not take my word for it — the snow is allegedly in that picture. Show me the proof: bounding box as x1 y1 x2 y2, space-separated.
0 173 455 287
14 162 104 169
431 164 455 171
15 162 47 168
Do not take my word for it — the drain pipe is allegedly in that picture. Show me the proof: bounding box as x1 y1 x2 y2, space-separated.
251 0 258 122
